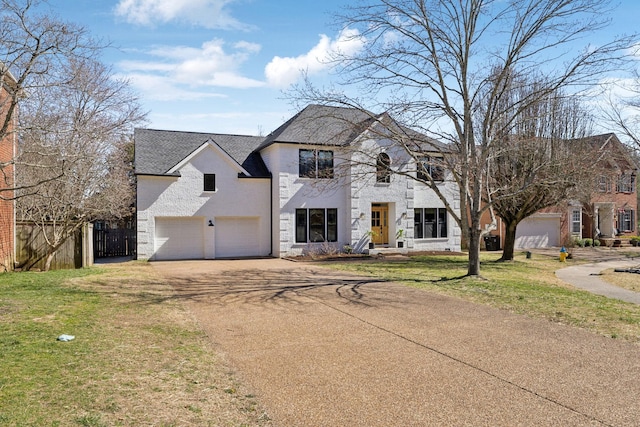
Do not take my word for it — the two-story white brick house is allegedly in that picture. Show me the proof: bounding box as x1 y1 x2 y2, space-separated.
135 105 461 260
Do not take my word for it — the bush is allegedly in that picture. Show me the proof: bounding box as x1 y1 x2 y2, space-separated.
594 239 601 247
575 238 585 247
584 238 593 247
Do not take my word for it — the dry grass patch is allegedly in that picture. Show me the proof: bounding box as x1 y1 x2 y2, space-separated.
599 267 640 292
1 262 272 427
327 251 640 342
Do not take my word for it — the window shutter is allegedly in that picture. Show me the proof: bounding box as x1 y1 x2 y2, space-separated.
618 212 623 232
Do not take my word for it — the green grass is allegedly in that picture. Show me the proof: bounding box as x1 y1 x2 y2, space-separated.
0 264 272 426
328 251 640 342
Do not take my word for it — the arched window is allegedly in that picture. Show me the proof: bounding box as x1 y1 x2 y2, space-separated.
376 153 391 183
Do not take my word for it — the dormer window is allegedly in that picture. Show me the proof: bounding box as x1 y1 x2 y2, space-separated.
376 153 391 183
299 149 334 179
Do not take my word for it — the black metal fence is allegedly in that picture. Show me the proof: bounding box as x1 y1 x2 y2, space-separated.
93 227 136 258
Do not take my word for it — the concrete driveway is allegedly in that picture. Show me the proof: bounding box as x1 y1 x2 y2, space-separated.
152 259 640 426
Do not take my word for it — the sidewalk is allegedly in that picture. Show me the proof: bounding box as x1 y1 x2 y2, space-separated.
531 247 640 304
556 259 640 304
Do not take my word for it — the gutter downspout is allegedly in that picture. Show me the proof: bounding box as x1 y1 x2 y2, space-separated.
269 172 273 257
11 105 16 270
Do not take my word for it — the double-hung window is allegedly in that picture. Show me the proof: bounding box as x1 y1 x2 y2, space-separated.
414 208 447 238
571 209 581 234
616 174 635 193
597 176 611 193
618 209 635 233
299 149 334 179
295 208 338 243
417 156 445 182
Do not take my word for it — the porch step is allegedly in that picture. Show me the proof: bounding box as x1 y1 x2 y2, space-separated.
599 238 632 248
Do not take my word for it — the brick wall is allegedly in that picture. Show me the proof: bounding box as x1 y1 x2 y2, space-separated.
0 87 15 271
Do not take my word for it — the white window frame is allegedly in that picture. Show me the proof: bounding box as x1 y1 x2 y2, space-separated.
571 209 581 234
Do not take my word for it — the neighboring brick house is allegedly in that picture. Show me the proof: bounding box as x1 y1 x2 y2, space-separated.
577 133 637 242
0 68 17 271
487 133 638 249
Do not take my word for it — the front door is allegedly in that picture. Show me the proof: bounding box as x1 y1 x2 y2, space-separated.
371 204 389 245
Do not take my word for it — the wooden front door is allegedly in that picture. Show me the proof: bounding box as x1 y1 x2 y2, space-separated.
371 204 389 245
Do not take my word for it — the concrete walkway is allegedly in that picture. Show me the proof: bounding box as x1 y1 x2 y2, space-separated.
556 259 640 304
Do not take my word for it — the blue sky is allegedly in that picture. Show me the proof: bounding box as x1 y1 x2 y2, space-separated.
42 0 640 136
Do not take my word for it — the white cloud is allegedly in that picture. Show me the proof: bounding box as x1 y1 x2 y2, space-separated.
123 73 228 101
120 39 265 91
265 28 365 88
114 0 250 30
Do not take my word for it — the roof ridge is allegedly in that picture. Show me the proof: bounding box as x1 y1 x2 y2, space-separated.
136 127 262 139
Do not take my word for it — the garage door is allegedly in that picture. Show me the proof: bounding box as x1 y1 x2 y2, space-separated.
215 217 261 258
155 217 204 260
515 216 560 249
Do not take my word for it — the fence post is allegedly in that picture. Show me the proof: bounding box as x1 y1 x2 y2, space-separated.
83 223 94 267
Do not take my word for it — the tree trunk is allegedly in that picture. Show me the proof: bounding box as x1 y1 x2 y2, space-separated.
467 225 481 276
500 220 518 261
43 251 55 272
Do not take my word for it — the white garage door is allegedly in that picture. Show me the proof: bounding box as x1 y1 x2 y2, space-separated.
215 217 261 258
154 217 204 260
515 216 560 249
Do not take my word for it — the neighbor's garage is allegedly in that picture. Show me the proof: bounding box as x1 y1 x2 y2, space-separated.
515 215 561 249
215 217 263 258
154 217 204 260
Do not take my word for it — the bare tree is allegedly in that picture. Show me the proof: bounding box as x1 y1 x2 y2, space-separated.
293 0 636 276
482 71 594 260
0 0 103 199
16 57 145 271
601 68 640 148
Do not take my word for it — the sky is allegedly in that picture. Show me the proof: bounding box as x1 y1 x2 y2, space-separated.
40 0 640 137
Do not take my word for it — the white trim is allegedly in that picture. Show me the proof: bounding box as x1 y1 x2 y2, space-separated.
168 139 251 176
11 109 16 268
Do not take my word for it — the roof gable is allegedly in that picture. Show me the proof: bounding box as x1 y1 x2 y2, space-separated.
135 128 269 177
167 139 251 176
574 133 637 172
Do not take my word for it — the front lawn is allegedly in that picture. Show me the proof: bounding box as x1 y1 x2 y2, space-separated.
327 251 640 342
0 263 272 427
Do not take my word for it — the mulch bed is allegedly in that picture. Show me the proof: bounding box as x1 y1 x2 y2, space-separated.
285 250 466 263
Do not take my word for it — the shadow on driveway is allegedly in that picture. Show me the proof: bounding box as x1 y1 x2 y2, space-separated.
153 259 640 427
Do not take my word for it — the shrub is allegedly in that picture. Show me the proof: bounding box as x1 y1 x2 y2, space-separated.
584 238 593 247
575 238 585 247
593 239 601 247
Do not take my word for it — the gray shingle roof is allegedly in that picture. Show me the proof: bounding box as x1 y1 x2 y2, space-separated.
256 104 377 151
135 105 447 178
255 104 447 153
134 128 269 177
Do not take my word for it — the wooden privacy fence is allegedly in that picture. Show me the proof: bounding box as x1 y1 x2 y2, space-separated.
15 221 93 271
